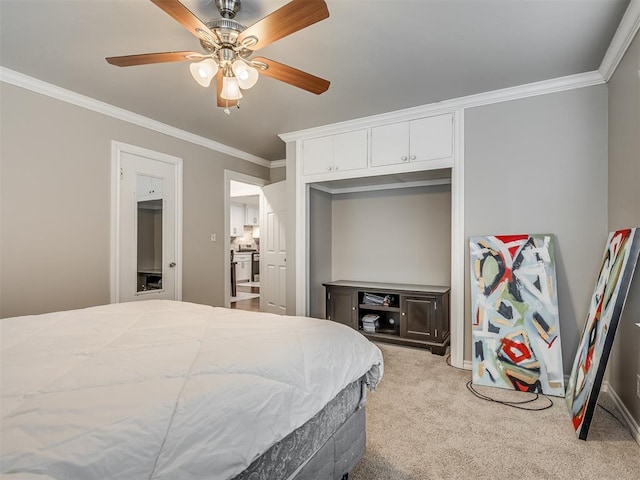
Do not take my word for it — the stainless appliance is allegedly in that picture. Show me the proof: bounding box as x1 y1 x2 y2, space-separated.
252 252 260 282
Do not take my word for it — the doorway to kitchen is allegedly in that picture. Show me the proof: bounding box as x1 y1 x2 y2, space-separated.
224 171 266 311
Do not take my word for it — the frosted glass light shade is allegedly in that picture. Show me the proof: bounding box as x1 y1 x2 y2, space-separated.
232 60 259 90
189 59 218 87
221 76 243 100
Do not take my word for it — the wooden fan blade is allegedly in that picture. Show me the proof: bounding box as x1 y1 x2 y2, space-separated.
216 71 238 108
238 0 329 51
253 57 329 95
150 0 218 45
106 51 202 67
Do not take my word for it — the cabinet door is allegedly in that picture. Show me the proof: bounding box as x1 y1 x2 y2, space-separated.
370 122 409 167
326 287 357 330
400 295 436 342
230 203 245 237
302 135 334 175
236 259 251 281
245 206 259 226
136 174 163 201
333 130 368 173
409 113 453 162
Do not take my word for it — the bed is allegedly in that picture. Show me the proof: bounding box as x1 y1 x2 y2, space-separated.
0 300 383 480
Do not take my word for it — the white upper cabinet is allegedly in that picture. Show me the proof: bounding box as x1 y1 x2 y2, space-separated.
230 203 245 237
370 122 408 167
371 113 453 167
302 129 368 176
245 206 259 226
136 174 163 201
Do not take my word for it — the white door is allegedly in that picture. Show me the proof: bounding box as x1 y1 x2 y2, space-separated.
114 145 182 303
260 181 287 314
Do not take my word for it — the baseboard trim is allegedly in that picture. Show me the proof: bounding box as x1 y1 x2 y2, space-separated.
602 381 640 446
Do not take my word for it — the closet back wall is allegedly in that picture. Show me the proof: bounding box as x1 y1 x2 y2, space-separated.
331 185 452 287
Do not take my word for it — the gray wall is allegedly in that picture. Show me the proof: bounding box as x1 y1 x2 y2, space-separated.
607 30 640 425
0 82 269 318
331 186 451 286
270 166 286 183
464 85 609 375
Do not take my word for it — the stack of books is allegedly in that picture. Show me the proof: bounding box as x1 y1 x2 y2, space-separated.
361 314 380 333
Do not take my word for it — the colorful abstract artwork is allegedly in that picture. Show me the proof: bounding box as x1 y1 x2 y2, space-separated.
470 234 565 396
566 228 640 440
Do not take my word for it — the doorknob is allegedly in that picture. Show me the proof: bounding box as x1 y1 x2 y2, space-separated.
169 262 176 268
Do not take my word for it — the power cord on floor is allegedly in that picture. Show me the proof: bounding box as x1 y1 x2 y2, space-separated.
597 403 626 426
465 380 554 411
446 353 554 411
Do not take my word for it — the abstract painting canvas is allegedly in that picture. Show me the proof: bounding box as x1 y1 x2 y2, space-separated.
470 234 564 396
566 228 640 440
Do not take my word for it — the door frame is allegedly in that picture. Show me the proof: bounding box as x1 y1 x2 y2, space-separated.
110 141 183 303
224 170 267 307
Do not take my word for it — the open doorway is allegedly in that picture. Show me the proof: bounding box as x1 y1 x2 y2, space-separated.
224 171 267 311
230 180 261 311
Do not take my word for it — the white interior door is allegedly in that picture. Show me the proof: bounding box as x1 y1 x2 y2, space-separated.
114 145 182 303
261 181 287 315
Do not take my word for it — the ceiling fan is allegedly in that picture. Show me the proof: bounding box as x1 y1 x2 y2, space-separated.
106 0 330 113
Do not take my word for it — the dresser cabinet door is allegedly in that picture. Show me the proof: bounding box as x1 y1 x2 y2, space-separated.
401 295 437 342
326 287 357 330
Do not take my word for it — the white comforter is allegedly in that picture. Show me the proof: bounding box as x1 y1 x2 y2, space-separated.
0 300 383 480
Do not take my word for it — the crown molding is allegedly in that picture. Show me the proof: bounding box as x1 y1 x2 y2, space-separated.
280 71 605 142
0 67 270 167
599 0 640 82
269 159 286 169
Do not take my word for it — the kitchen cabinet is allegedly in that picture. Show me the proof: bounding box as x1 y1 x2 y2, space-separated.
370 113 453 167
302 129 368 176
245 206 259 226
235 252 252 282
136 175 163 201
230 203 245 237
323 280 450 355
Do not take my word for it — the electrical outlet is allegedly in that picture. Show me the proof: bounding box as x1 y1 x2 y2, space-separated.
637 374 640 400
210 233 216 242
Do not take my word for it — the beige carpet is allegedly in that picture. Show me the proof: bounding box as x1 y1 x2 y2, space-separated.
351 342 640 480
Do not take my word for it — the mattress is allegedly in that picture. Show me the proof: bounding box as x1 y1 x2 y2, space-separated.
0 300 383 480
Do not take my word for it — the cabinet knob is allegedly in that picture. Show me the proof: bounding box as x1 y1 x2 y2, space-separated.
401 156 408 161
410 155 416 160
327 166 333 171
352 307 356 310
401 312 406 316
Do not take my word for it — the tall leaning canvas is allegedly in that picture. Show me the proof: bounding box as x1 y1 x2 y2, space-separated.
470 234 565 396
566 228 640 440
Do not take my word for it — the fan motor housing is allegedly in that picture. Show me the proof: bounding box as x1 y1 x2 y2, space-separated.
215 0 241 19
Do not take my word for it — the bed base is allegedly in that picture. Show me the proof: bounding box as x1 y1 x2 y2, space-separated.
233 378 367 480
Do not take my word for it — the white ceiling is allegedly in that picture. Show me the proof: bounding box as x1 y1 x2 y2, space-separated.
0 0 630 161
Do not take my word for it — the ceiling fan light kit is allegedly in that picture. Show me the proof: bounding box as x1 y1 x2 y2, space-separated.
189 58 218 87
106 0 331 113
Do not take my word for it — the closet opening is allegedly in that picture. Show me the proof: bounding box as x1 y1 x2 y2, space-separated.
307 168 452 321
